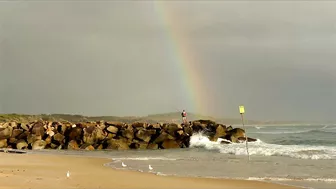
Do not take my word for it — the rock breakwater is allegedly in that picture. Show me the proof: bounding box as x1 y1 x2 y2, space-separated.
0 120 256 150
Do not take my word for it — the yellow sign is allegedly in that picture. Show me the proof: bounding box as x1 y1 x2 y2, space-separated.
239 106 245 114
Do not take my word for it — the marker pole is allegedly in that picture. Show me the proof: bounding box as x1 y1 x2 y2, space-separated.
239 106 250 161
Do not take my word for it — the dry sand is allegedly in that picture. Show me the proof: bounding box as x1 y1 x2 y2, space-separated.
0 152 299 189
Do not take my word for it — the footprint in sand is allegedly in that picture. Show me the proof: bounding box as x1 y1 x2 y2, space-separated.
0 173 13 178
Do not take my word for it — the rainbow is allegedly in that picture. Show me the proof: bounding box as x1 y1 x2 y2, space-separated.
153 2 208 115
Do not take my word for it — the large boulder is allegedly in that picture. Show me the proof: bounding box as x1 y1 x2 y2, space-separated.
226 126 233 131
85 126 106 143
211 125 227 141
31 121 45 136
12 129 23 138
58 122 68 135
147 143 158 150
106 133 116 140
50 143 59 149
162 139 180 149
183 125 193 136
135 129 152 143
181 136 191 148
226 128 246 143
148 123 161 130
32 140 47 150
46 127 55 137
105 122 124 129
67 140 79 150
196 120 217 125
67 127 83 141
176 130 184 137
121 126 134 140
0 139 7 148
153 131 174 144
106 126 118 134
191 121 206 132
132 122 146 129
16 139 28 150
9 122 18 128
8 138 17 144
45 136 52 144
96 144 103 150
52 133 65 144
204 123 218 135
0 122 9 128
130 139 148 149
83 126 96 145
96 120 106 130
17 131 29 140
27 134 42 144
162 123 181 137
80 144 95 150
0 127 12 140
107 138 130 150
19 123 30 131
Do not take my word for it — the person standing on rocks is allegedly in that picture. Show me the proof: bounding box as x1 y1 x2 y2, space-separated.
181 110 187 124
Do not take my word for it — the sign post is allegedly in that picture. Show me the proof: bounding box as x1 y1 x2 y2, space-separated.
239 105 250 161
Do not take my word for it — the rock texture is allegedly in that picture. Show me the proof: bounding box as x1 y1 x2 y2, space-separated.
0 120 256 150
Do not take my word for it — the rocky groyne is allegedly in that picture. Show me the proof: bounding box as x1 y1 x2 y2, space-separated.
0 120 256 150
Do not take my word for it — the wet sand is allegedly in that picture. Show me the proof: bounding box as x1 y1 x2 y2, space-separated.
0 152 299 189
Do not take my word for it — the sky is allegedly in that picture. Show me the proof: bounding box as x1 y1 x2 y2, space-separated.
1 1 336 122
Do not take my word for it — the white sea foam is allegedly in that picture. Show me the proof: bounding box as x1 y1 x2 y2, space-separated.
250 130 313 134
252 129 336 134
323 126 336 130
189 132 336 160
111 157 177 161
247 177 336 183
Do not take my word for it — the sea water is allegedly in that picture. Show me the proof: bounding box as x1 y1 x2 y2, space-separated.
31 124 336 189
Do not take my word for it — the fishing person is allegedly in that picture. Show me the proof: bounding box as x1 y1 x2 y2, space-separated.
181 110 187 124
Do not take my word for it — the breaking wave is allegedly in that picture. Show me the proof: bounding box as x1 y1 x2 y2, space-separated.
189 132 336 160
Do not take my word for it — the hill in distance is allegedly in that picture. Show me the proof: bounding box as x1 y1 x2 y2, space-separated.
0 112 310 125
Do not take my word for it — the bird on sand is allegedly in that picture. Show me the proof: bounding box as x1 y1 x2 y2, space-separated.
148 165 153 171
66 171 70 178
121 162 127 167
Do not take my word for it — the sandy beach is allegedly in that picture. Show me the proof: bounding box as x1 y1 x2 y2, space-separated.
0 152 300 189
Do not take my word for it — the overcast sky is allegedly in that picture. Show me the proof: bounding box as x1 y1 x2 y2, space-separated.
1 1 336 122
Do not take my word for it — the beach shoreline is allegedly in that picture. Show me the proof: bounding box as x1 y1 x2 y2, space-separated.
0 151 301 189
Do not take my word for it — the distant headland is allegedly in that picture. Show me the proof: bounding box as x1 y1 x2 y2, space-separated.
0 112 309 125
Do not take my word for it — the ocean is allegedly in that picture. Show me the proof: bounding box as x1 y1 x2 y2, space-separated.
31 124 336 189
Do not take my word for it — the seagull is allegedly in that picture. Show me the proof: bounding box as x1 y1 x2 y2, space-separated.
121 162 127 167
66 171 70 178
148 165 153 171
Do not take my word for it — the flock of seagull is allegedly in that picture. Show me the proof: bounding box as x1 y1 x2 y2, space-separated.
66 161 154 178
121 162 154 171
